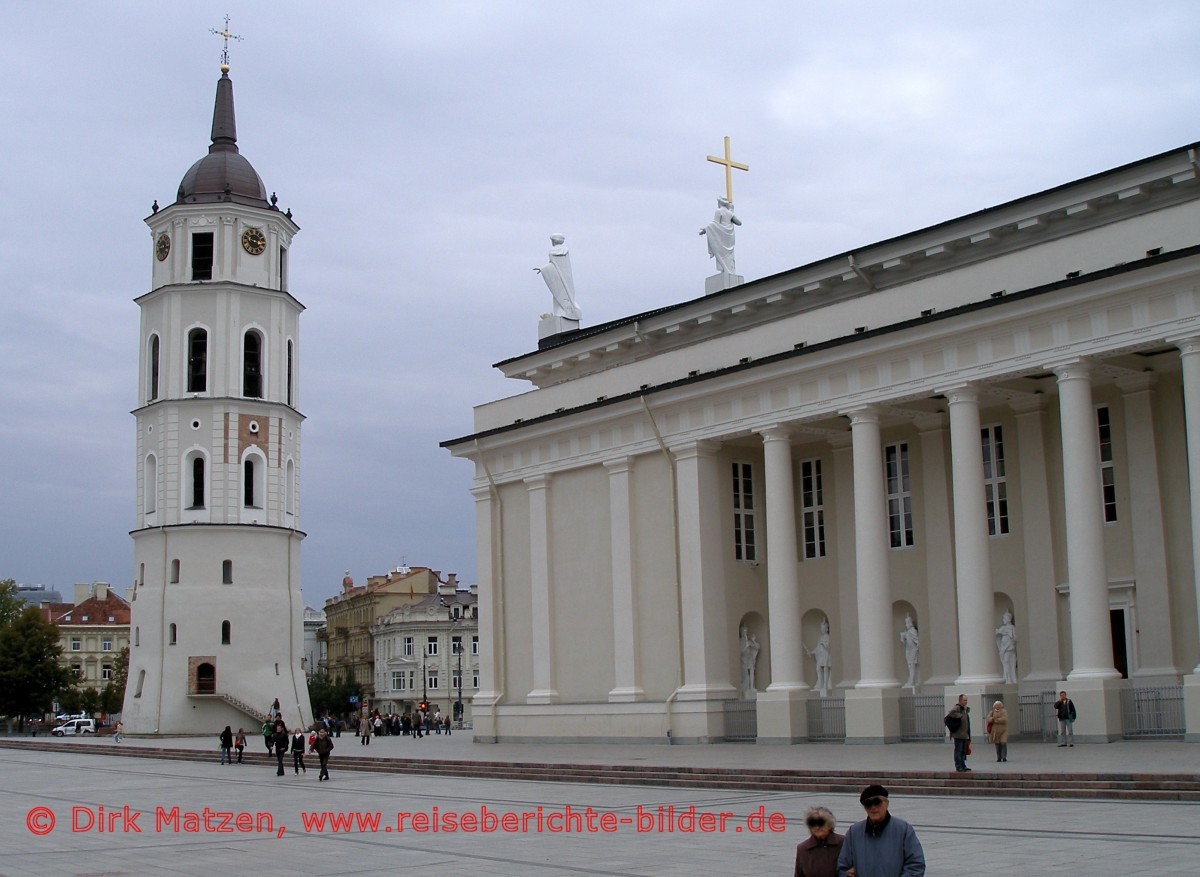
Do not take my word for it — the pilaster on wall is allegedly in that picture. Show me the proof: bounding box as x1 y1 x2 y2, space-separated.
524 474 558 704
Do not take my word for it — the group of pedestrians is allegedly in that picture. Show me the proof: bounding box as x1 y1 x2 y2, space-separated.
357 709 451 741
794 784 925 877
944 689 1078 771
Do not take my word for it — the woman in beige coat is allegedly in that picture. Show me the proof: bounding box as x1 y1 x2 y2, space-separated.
987 700 1009 762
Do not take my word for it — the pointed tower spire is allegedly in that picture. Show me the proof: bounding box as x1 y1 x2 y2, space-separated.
209 71 238 154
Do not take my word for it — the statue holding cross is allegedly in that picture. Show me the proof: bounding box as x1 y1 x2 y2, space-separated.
700 136 748 293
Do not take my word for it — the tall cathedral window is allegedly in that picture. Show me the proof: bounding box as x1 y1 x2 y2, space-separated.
800 458 826 559
221 620 231 645
243 330 263 398
732 461 757 562
191 232 214 281
144 454 157 515
286 340 294 407
148 334 160 402
187 328 207 393
244 459 257 508
982 424 1009 536
1097 405 1117 522
885 442 914 548
189 455 206 509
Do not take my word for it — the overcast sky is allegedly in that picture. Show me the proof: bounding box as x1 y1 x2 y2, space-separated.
2 2 1197 607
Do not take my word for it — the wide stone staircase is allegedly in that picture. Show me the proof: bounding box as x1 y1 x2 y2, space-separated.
2 739 1197 801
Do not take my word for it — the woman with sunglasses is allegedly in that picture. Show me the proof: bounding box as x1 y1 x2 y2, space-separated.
794 805 842 877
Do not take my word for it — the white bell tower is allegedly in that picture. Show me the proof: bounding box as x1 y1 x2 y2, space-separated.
122 58 313 733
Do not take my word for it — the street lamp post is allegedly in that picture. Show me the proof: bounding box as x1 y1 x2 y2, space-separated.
454 640 464 726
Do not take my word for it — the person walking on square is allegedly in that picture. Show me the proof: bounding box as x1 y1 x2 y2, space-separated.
312 726 334 781
113 721 124 743
1055 690 1077 747
290 727 307 775
837 784 925 877
271 721 289 776
262 720 274 755
794 805 842 877
234 728 246 763
946 694 972 772
987 700 1009 762
358 715 371 745
218 725 233 765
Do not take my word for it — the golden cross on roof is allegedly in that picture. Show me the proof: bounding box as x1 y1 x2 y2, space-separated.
210 14 244 70
706 136 749 203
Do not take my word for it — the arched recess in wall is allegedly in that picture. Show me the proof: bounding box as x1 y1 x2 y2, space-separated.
185 324 209 394
242 326 266 399
892 600 920 690
800 608 833 692
241 447 267 514
285 457 296 518
143 454 158 517
146 333 160 402
182 447 209 519
736 611 768 694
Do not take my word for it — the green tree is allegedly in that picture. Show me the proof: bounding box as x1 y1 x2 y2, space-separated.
99 682 124 716
0 606 73 722
111 645 129 695
307 672 360 718
0 579 22 627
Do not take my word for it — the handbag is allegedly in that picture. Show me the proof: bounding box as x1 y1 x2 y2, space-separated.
966 740 972 755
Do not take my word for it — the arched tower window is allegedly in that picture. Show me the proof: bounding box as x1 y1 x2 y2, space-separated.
189 456 206 509
243 329 263 398
286 339 294 407
187 328 207 393
244 458 257 507
191 232 214 281
144 454 158 515
168 623 177 645
222 559 233 584
285 459 295 516
134 626 140 647
170 559 180 583
221 620 231 645
148 334 160 402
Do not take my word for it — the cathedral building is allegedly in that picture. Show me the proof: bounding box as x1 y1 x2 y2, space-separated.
121 61 313 733
445 142 1200 744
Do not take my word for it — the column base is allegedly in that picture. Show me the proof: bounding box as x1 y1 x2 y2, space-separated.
755 689 811 744
526 689 560 705
1184 674 1200 742
674 682 739 702
844 687 902 744
608 686 646 703
1058 677 1128 743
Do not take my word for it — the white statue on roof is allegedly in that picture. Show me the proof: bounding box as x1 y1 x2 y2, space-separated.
535 234 581 321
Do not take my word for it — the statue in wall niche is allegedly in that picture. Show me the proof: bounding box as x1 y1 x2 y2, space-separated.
739 627 760 699
900 614 920 692
534 234 581 321
699 197 741 276
804 618 832 697
995 610 1018 684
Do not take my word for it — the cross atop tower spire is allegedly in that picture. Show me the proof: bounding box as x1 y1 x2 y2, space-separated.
210 14 243 72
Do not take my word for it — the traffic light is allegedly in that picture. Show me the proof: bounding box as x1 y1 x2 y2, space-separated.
419 701 428 713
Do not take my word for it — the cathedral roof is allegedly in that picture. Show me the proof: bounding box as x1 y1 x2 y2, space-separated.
176 70 269 208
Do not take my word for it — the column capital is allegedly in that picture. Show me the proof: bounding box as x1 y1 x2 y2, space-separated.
1165 334 1200 357
1114 371 1157 394
1009 394 1048 416
1050 357 1093 382
941 384 981 407
603 456 634 474
669 439 722 461
755 424 793 444
469 485 493 501
843 406 881 427
524 473 551 490
914 412 947 433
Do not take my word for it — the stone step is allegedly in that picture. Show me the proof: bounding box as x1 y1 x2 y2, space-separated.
3 739 1197 801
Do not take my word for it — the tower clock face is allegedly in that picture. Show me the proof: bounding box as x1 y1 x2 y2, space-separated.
241 227 267 255
155 233 170 261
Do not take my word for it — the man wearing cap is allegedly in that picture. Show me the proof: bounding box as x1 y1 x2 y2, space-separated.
837 784 925 877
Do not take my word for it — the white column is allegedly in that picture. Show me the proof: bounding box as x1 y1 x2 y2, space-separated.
759 426 807 690
525 474 559 702
1179 339 1200 675
1011 396 1063 683
1055 361 1119 680
945 385 1002 684
829 434 859 684
848 407 896 686
673 441 737 700
470 485 502 705
605 458 644 702
915 413 959 685
1116 372 1176 678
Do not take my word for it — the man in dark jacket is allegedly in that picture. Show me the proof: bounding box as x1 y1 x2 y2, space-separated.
271 721 289 776
837 784 925 877
1054 690 1077 747
311 727 334 781
946 694 972 772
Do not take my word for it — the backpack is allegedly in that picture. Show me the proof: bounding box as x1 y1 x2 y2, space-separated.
944 712 962 732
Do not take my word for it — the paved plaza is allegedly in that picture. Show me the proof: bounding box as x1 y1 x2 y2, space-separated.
1 735 1198 875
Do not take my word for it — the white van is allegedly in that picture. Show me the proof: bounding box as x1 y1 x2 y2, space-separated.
51 718 95 736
